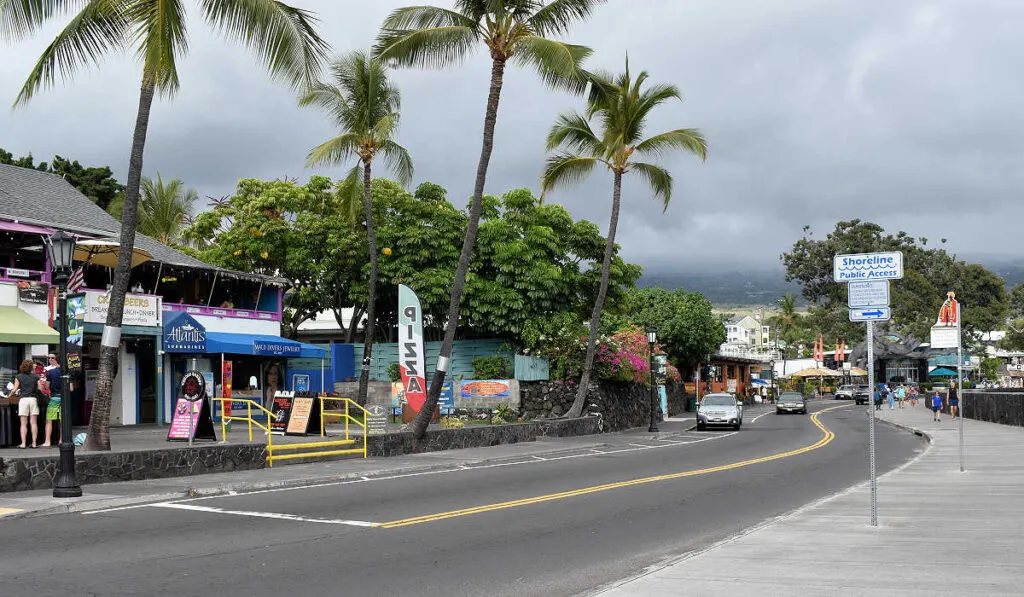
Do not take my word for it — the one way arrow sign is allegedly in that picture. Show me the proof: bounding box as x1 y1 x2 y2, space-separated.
849 307 891 322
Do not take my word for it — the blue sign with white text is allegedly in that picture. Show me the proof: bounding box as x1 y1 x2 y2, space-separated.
163 313 207 353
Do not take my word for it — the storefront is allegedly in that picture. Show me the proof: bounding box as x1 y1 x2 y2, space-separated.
75 290 164 426
161 312 326 423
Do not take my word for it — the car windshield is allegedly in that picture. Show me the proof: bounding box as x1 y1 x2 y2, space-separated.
702 395 735 406
839 385 852 391
781 393 803 401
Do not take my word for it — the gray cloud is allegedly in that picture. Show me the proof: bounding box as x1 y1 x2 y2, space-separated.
2 0 1020 274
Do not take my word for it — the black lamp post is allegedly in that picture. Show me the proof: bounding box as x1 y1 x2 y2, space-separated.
46 230 82 498
768 359 775 403
647 327 658 433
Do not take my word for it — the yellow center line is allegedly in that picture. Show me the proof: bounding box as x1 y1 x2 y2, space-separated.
377 403 852 529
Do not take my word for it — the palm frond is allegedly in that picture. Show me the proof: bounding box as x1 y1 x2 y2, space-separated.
379 4 477 30
527 0 605 37
0 0 82 40
546 110 601 154
371 111 400 141
373 24 477 69
629 161 673 211
12 0 128 106
334 165 362 227
297 81 349 127
127 0 189 96
509 35 590 93
635 128 707 161
378 140 414 187
305 132 361 168
199 0 330 90
540 153 599 199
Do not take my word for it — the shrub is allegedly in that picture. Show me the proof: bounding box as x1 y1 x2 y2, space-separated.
472 356 512 379
386 363 402 382
441 416 464 429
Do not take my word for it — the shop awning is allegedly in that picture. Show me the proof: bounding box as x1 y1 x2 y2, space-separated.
204 332 326 359
0 306 59 344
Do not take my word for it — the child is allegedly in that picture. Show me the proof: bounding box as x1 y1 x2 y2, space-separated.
931 391 942 422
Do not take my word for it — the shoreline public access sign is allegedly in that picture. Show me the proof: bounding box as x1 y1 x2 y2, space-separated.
833 252 904 282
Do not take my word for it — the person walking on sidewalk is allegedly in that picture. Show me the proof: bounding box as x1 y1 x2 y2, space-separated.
896 384 907 408
948 381 960 419
886 383 895 409
931 390 943 421
909 385 918 407
874 384 884 411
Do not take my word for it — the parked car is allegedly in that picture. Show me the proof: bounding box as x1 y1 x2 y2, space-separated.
776 392 807 414
835 384 855 400
697 393 743 431
853 384 872 405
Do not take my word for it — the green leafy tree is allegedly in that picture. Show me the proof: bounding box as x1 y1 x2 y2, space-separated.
542 58 707 418
3 0 329 451
300 51 413 406
782 220 1009 341
766 292 800 376
137 173 197 246
1 147 125 210
608 287 724 373
374 0 600 438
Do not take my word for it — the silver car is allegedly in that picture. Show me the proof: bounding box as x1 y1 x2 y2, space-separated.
776 391 807 415
697 393 743 431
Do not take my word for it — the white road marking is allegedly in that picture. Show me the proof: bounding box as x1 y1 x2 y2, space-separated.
151 502 377 527
751 411 774 424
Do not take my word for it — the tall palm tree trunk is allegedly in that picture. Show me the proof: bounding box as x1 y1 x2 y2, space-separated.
357 161 377 406
86 79 155 451
411 57 507 439
566 170 623 418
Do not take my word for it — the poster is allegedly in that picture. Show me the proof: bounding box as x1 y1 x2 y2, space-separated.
16 281 49 304
270 392 294 435
292 374 310 393
460 380 510 398
221 360 232 417
167 371 216 441
437 380 455 413
66 294 84 374
168 398 202 439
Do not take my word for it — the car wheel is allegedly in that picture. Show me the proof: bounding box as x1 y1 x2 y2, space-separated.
776 409 783 415
696 423 705 431
801 409 807 414
733 422 741 431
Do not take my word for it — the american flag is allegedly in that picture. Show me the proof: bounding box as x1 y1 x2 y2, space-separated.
66 266 85 293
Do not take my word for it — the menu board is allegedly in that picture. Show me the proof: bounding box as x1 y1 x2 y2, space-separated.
286 396 316 435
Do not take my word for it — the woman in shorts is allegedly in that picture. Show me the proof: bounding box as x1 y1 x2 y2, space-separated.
947 381 960 419
11 359 41 448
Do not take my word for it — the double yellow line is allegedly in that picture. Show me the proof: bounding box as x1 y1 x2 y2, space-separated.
377 403 851 529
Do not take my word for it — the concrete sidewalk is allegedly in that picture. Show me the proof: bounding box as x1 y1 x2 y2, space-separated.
592 405 1024 596
0 416 699 519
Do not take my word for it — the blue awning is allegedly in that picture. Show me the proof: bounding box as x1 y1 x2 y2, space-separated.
205 332 326 359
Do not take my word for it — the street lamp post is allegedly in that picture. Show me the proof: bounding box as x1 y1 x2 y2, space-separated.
46 231 82 498
647 328 658 433
768 359 775 403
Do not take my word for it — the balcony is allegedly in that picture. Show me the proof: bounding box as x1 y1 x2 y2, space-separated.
162 302 281 322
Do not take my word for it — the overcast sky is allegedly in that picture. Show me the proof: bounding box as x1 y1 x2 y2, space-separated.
2 0 1020 273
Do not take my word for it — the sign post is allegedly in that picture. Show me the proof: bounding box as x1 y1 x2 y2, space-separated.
836 251 903 527
930 292 964 472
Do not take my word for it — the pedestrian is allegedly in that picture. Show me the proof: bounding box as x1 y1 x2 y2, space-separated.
896 384 907 409
10 359 42 448
874 384 884 411
948 381 960 419
909 385 918 407
886 383 895 409
931 390 943 421
42 354 63 447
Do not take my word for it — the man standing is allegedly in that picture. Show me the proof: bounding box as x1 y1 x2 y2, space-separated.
42 354 62 447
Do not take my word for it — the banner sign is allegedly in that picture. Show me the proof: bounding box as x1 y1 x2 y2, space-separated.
460 380 510 399
163 313 207 353
84 290 162 327
398 284 427 413
253 340 300 357
66 293 85 374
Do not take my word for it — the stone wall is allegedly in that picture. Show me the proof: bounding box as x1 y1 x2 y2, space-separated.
520 381 694 431
0 443 266 493
962 390 1024 427
367 416 601 457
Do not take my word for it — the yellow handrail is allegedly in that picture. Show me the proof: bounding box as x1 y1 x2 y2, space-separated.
211 397 278 464
319 396 369 458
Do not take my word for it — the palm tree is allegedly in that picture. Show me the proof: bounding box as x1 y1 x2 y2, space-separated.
374 0 602 439
542 58 707 418
300 51 413 407
2 0 329 450
771 292 798 380
137 173 198 246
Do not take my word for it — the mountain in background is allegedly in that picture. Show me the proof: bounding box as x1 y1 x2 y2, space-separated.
643 256 1024 307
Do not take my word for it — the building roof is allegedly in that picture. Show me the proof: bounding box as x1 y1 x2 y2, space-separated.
0 163 284 285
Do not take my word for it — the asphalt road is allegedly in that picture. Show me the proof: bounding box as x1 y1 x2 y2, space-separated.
0 401 924 597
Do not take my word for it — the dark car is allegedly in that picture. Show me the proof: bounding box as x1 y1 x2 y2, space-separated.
853 384 872 405
776 392 807 415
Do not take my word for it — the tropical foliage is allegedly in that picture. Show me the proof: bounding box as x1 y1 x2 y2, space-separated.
542 58 707 417
374 0 601 438
137 173 197 247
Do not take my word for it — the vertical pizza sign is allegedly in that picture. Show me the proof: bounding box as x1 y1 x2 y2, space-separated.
398 284 427 413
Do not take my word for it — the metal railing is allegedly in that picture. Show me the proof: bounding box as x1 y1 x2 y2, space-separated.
211 396 368 466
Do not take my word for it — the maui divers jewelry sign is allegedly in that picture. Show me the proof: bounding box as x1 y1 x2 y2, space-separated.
84 289 162 327
253 340 300 357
